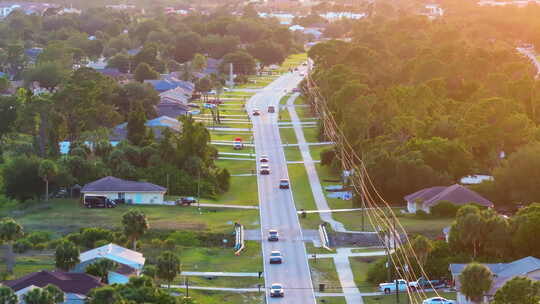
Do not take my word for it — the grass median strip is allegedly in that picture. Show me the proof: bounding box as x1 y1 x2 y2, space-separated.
309 258 342 293
363 292 457 304
171 289 264 304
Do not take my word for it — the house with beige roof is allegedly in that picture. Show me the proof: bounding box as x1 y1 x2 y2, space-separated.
405 184 493 213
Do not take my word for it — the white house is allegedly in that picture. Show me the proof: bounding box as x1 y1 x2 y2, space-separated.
81 176 166 205
74 243 145 285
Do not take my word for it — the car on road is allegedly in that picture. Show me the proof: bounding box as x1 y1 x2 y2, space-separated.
252 108 261 116
299 73 305 77
422 297 455 304
279 179 290 189
292 88 300 93
267 105 275 113
268 229 279 241
260 164 270 175
269 250 283 264
270 283 284 297
260 155 269 163
84 196 116 209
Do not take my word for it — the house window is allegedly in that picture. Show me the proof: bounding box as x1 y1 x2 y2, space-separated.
118 193 125 199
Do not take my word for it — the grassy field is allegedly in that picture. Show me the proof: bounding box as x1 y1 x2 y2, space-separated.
178 275 263 288
351 248 385 253
317 297 346 304
6 199 260 234
277 53 308 73
304 126 320 143
172 289 264 304
363 292 457 304
349 256 380 292
279 127 298 145
284 146 303 162
305 242 334 254
0 251 56 278
309 258 342 293
200 176 258 206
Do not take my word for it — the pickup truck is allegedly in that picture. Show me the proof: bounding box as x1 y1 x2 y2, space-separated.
380 278 448 294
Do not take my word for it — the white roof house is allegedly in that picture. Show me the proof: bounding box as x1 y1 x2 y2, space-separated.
80 243 145 271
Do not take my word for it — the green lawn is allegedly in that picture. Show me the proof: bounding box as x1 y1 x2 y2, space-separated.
349 256 380 292
305 242 334 254
332 211 454 238
200 176 258 206
304 126 320 143
8 199 260 234
310 144 331 162
215 144 256 155
278 53 308 73
284 146 303 162
210 131 252 142
279 127 298 145
280 107 291 121
288 164 325 229
317 297 346 304
351 248 386 254
178 276 263 288
309 258 342 293
171 290 264 304
363 292 457 304
0 252 56 279
279 94 291 106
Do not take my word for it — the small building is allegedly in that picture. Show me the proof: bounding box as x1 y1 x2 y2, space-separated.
405 184 493 213
155 100 191 118
450 256 540 304
74 243 145 285
3 270 103 304
81 176 166 205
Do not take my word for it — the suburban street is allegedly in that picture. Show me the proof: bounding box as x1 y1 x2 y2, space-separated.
247 68 317 304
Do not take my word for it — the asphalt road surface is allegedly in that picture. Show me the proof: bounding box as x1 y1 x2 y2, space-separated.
247 67 316 304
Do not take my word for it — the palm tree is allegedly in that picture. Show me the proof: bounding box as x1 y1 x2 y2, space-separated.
38 159 58 201
54 240 80 271
0 218 23 273
22 284 64 304
121 210 149 251
0 286 17 304
460 263 493 303
85 259 118 283
411 235 433 267
157 251 180 289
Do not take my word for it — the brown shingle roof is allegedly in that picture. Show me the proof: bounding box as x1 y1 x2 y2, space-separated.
3 271 102 295
405 184 493 209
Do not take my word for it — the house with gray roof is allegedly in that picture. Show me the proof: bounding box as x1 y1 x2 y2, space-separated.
450 256 540 303
74 243 145 285
81 176 166 205
405 184 493 213
110 115 182 142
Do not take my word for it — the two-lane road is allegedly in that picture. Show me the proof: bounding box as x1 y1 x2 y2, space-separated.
247 69 316 304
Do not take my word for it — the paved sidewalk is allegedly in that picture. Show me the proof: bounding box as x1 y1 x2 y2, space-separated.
197 203 258 209
286 93 347 232
181 271 259 277
165 285 259 292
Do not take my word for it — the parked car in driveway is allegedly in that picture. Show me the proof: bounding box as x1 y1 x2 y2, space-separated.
270 283 284 297
176 197 197 206
269 251 283 264
260 164 270 175
422 297 454 304
279 179 290 189
84 196 116 208
268 230 279 241
379 279 409 294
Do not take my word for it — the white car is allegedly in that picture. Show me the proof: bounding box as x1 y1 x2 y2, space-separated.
422 297 455 304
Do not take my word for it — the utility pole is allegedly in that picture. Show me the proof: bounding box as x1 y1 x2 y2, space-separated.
186 277 189 298
394 216 399 304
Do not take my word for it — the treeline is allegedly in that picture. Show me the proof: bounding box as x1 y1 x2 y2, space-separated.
1 6 304 79
308 11 540 206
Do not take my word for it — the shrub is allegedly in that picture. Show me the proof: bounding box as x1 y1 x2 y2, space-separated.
80 228 114 248
14 239 32 253
151 238 163 248
431 201 460 218
415 209 429 219
367 257 389 284
33 243 47 251
162 239 176 250
94 240 110 248
25 231 52 245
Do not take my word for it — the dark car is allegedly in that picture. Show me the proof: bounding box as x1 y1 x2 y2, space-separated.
269 251 283 264
260 164 270 175
292 88 301 93
268 230 279 241
84 196 116 208
279 179 290 189
176 197 197 206
270 283 284 297
252 109 261 116
268 105 275 113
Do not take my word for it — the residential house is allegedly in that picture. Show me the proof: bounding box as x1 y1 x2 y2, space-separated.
144 76 194 93
74 243 145 285
404 184 493 213
155 100 191 118
0 2 57 18
110 115 182 141
160 86 192 104
2 270 103 303
94 68 127 80
24 47 43 64
450 256 540 303
82 176 166 205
